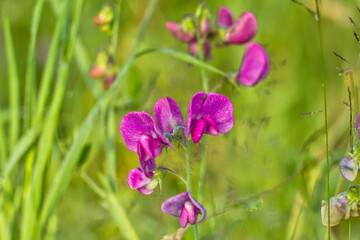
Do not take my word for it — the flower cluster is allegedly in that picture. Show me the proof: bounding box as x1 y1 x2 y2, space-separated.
120 92 234 228
321 113 360 226
166 3 270 86
89 3 119 89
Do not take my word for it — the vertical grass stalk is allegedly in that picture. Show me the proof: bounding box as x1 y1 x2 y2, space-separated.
314 0 330 238
24 0 45 130
21 0 84 238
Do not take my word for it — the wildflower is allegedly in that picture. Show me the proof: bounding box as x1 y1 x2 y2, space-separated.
340 157 359 182
166 16 196 43
161 191 207 228
185 92 234 143
120 112 173 161
89 51 108 79
93 4 114 34
321 186 360 226
236 42 270 86
216 7 257 45
127 166 158 195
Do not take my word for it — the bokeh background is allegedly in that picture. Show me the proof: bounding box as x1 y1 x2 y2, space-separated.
1 0 360 239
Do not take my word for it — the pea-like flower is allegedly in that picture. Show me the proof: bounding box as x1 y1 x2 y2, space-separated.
120 112 173 161
188 39 212 60
166 18 196 43
161 191 207 228
236 42 270 86
340 157 359 182
216 7 257 45
127 163 158 195
321 186 360 226
185 92 234 143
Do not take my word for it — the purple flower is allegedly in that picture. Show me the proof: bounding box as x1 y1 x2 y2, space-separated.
188 39 212 60
236 42 270 86
161 191 207 228
127 166 158 195
120 112 173 161
154 97 185 135
185 92 234 143
166 21 196 43
355 113 360 139
340 157 359 182
216 7 257 45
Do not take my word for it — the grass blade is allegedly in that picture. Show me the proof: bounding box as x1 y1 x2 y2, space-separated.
21 0 84 238
2 4 20 151
24 0 45 130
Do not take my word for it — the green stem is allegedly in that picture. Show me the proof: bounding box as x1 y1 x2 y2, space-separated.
349 218 351 240
0 109 7 169
198 136 207 203
135 48 228 78
2 4 20 150
185 139 192 194
34 0 69 125
111 0 121 55
160 167 187 185
315 0 330 238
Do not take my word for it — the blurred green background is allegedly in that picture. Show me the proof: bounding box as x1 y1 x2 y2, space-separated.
1 0 360 239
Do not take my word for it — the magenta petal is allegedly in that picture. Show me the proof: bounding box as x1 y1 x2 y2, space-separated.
154 97 184 134
120 112 157 153
237 42 270 86
127 168 152 190
202 93 234 134
217 7 233 28
139 158 157 178
138 187 154 195
179 207 189 228
202 115 219 136
191 118 207 143
225 11 257 45
355 114 360 139
185 92 206 138
185 201 198 225
161 191 207 226
166 21 196 43
138 135 163 159
339 157 358 182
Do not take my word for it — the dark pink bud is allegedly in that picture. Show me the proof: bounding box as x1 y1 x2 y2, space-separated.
225 11 257 45
161 191 206 228
166 22 196 43
188 40 211 60
237 42 270 86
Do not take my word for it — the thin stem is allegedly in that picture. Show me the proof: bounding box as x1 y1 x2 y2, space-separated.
349 218 351 240
315 0 330 237
349 87 353 153
159 166 187 185
198 136 207 203
184 139 192 194
111 0 121 55
79 170 106 198
0 109 7 169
